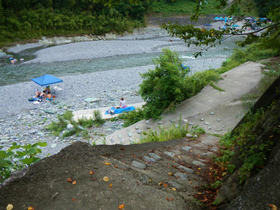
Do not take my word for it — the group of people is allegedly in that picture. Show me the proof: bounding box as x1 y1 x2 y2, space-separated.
31 86 54 102
9 57 17 64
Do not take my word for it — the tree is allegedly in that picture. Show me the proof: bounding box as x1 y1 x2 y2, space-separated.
163 0 280 57
139 49 189 118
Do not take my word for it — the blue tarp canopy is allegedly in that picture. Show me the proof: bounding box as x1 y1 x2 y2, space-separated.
31 74 63 86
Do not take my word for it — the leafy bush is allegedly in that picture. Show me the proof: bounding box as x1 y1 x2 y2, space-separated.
0 142 47 183
140 49 189 119
118 108 145 127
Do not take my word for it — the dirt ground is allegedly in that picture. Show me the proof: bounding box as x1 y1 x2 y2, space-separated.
0 140 206 210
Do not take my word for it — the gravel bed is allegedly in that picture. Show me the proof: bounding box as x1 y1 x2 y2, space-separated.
0 65 149 157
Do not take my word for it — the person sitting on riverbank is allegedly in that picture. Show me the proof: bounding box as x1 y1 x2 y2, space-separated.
119 97 127 108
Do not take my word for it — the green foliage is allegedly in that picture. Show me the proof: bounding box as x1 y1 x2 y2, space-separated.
118 108 145 127
210 82 224 91
139 49 189 119
0 0 150 47
150 0 222 15
139 122 189 143
183 70 221 98
190 125 206 136
0 142 47 183
93 110 105 126
216 106 277 183
46 115 67 136
78 118 94 128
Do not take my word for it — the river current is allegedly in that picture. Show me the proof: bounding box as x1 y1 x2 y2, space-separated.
0 27 241 86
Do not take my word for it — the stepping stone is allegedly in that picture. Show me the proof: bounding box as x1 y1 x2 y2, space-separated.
192 160 206 167
143 156 156 163
131 161 146 169
182 146 192 152
178 165 194 173
164 151 175 158
175 172 188 180
149 153 161 161
168 181 183 190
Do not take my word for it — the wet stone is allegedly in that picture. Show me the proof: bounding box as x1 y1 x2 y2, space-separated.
186 133 193 138
175 172 188 180
182 146 192 152
164 151 175 158
149 153 161 161
143 156 155 163
131 160 146 169
168 181 183 190
192 160 206 167
178 165 194 173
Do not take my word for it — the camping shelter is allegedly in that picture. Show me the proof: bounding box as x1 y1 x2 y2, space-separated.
31 74 64 99
32 74 63 86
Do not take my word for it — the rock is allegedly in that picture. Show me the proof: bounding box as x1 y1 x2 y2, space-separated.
217 118 221 122
127 132 133 137
175 172 188 180
137 130 142 134
186 133 193 138
192 160 206 167
131 160 146 169
210 112 215 115
182 146 192 152
143 156 155 163
200 118 204 121
67 123 74 130
178 165 194 173
145 120 150 124
84 98 100 103
168 181 183 190
193 134 198 138
149 153 161 161
183 119 188 123
164 151 175 158
135 126 139 130
51 143 57 148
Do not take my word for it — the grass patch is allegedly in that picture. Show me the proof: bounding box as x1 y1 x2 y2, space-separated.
210 82 224 92
139 122 189 143
190 125 206 136
93 110 105 126
47 110 105 139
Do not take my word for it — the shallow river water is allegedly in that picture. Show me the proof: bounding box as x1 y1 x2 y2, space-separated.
0 27 240 86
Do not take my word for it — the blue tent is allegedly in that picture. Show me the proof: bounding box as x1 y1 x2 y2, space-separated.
32 74 63 86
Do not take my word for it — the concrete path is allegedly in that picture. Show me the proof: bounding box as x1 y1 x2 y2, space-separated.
105 61 265 144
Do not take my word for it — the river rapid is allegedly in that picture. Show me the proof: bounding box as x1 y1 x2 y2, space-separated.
0 25 241 157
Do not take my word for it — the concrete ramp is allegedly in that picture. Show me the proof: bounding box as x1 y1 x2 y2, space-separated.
106 61 267 144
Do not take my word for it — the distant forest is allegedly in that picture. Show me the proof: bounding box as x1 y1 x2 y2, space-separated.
0 0 152 46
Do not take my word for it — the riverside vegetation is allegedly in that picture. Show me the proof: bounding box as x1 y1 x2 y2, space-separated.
0 0 223 47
